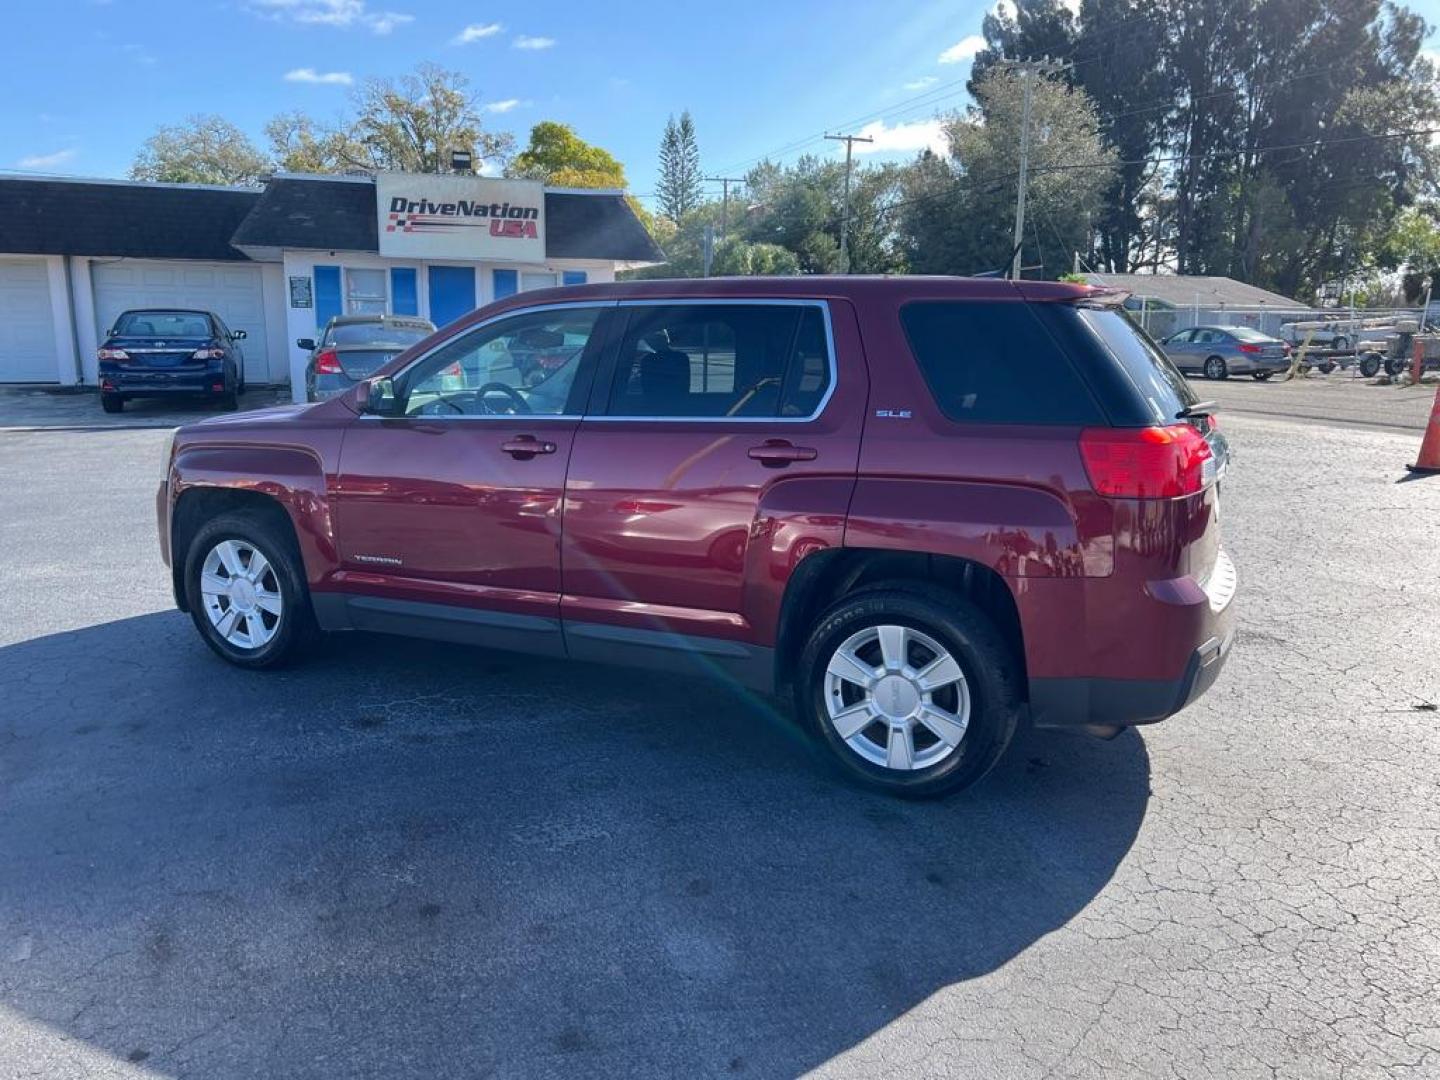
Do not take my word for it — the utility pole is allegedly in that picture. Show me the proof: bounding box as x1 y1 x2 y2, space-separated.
704 175 745 240
995 57 1068 280
825 132 874 273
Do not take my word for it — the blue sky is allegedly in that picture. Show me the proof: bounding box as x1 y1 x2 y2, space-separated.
5 0 1438 206
2 0 1003 204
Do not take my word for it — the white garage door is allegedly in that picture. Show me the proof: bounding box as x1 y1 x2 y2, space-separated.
0 258 60 383
92 261 271 384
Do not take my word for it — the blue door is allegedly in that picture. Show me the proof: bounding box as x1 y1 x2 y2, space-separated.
427 266 477 329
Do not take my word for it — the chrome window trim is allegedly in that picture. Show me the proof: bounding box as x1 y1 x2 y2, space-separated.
357 299 616 422
590 297 838 424
355 296 839 425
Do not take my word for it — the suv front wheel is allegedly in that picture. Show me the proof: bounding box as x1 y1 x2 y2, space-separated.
797 590 1020 798
184 512 314 668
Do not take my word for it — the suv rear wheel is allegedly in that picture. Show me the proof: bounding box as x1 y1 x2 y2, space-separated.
184 512 314 668
100 393 124 413
797 590 1020 798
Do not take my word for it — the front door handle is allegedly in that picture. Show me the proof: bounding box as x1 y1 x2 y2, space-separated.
501 436 558 460
747 440 818 468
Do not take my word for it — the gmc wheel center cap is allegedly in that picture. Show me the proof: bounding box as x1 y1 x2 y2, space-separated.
229 578 257 612
874 675 920 720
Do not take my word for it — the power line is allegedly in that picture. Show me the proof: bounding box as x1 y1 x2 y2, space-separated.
704 175 745 239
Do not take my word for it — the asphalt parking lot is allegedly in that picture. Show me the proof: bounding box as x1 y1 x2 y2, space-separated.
2 381 1438 1079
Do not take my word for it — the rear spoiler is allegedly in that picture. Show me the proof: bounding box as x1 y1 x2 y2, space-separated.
1013 281 1131 307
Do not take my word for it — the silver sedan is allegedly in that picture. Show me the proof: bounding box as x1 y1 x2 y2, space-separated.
1159 325 1291 380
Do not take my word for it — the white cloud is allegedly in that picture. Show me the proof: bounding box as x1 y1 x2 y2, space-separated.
477 159 502 177
849 118 948 157
903 76 938 91
482 98 525 113
284 67 353 85
513 34 555 50
939 35 985 64
248 0 413 35
453 22 502 44
18 149 77 169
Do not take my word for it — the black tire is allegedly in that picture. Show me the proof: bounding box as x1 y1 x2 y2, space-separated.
1384 355 1408 377
796 589 1021 799
1318 361 1336 375
1332 335 1350 353
1204 355 1228 380
1252 371 1273 381
100 393 124 413
184 511 316 669
1359 353 1381 378
218 389 239 411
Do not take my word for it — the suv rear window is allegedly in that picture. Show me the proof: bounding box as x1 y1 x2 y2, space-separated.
899 301 1103 425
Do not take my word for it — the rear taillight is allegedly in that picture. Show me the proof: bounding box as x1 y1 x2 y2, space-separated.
97 347 129 361
1237 343 1262 354
192 347 226 360
314 349 343 375
1079 424 1214 499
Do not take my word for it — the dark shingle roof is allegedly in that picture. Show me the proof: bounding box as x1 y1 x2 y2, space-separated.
231 175 664 262
229 175 378 252
0 176 258 260
544 191 663 262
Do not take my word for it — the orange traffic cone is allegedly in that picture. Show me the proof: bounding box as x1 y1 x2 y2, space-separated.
1409 382 1440 475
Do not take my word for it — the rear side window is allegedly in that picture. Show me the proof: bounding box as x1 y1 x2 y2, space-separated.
899 301 1103 425
1071 307 1198 421
606 303 831 419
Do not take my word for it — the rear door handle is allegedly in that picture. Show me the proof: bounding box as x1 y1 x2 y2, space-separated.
501 436 558 460
747 440 818 467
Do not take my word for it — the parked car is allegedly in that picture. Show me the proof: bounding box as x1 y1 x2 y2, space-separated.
157 278 1235 798
1159 325 1290 380
299 314 436 402
98 309 246 413
1280 321 1355 352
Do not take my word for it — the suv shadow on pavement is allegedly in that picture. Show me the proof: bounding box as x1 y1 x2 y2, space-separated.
0 612 1150 1079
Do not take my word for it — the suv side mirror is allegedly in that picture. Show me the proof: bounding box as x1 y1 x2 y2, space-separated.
232 329 247 341
297 338 316 351
360 376 401 416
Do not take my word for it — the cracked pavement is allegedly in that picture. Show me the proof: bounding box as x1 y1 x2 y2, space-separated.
1 385 1438 1078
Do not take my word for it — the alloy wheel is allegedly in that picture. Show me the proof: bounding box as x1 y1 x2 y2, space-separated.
823 624 971 771
199 539 284 650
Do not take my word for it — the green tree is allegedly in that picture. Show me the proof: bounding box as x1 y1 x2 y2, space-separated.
129 115 269 186
266 111 365 174
656 110 703 222
347 64 514 173
508 121 627 188
894 69 1116 276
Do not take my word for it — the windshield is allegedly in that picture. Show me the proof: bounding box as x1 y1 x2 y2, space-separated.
1076 307 1199 419
114 311 212 338
324 322 432 347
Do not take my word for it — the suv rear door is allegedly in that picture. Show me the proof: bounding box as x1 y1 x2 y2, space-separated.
559 297 868 672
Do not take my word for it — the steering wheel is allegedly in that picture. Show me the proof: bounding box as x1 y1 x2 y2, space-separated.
476 382 532 415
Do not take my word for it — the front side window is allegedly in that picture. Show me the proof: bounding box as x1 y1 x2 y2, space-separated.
400 307 602 417
345 268 387 315
605 303 831 419
900 301 1103 425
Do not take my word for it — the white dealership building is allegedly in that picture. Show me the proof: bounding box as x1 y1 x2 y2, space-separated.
0 171 662 401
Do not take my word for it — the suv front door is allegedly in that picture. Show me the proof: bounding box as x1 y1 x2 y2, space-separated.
331 303 611 651
559 298 868 678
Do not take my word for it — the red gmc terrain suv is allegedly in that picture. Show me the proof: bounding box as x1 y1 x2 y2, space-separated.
157 277 1235 797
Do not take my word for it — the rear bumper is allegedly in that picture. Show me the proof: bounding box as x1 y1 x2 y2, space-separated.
1029 631 1233 728
101 363 226 395
1025 548 1237 729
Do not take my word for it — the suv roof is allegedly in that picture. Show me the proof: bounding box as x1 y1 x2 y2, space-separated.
506 275 1109 306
